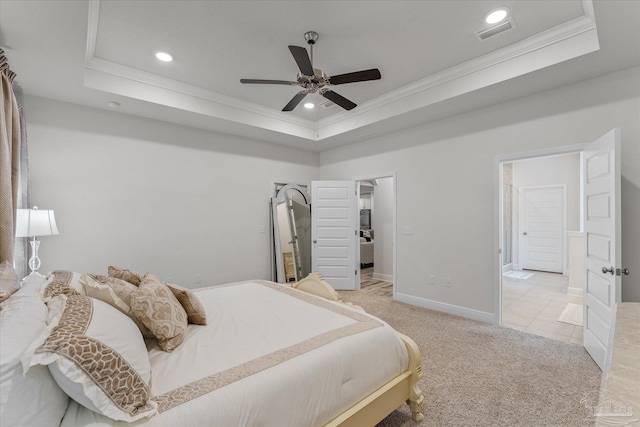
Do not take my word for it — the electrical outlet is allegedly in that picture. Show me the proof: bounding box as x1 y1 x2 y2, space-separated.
257 225 265 234
429 274 436 285
445 277 452 287
195 274 202 284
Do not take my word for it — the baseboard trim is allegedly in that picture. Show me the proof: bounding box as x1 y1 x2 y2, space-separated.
502 263 513 274
395 293 496 324
567 287 583 297
372 272 393 282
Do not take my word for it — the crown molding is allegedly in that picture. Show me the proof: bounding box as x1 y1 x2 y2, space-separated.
84 0 598 142
317 0 598 134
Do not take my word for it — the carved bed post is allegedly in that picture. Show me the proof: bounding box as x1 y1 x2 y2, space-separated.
398 333 425 421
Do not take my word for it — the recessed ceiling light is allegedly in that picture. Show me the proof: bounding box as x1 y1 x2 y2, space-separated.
155 51 173 62
485 8 508 24
304 102 315 109
106 101 120 108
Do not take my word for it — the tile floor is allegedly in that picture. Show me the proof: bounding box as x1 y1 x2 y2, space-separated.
502 270 584 345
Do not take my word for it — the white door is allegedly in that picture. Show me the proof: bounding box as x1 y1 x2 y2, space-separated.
520 186 565 273
583 128 621 370
311 181 358 290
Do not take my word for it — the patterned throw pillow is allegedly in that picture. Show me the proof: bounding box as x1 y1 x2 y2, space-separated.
165 282 208 325
26 295 157 422
130 275 188 352
81 274 153 338
108 266 145 286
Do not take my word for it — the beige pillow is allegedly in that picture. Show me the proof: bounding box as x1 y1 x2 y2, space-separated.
130 275 188 352
165 282 207 325
108 266 145 286
81 274 153 338
26 295 157 422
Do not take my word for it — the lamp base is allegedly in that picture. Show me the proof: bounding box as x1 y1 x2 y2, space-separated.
20 271 47 287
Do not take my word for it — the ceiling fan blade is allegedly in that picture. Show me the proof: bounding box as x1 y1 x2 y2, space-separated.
288 45 314 76
322 90 357 111
282 91 307 111
240 79 296 85
329 69 381 85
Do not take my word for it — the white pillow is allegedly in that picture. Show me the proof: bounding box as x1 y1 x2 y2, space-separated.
1 278 69 427
25 295 157 422
38 270 86 300
81 274 154 338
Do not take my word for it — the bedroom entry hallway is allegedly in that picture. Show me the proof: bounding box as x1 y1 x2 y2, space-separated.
357 175 395 298
360 267 393 297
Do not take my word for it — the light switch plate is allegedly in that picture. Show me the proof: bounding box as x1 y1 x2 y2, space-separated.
401 226 413 235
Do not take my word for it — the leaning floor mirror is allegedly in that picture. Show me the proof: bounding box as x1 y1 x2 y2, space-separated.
271 184 311 283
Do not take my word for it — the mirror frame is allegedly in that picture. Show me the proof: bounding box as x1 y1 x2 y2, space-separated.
271 184 309 284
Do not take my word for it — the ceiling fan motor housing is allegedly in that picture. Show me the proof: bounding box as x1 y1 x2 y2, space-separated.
304 31 318 45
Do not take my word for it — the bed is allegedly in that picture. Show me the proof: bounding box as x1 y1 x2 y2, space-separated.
0 270 424 427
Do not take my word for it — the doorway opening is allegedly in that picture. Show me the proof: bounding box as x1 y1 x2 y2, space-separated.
499 152 584 344
356 174 395 299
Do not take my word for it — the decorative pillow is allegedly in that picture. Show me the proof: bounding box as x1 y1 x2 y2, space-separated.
130 275 188 352
165 282 208 325
108 266 145 286
25 295 157 422
39 270 86 299
81 274 154 338
1 281 69 427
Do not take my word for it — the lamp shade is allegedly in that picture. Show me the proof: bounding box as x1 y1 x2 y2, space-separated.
15 208 59 237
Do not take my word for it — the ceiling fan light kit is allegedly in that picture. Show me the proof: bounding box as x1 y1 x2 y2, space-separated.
240 31 381 112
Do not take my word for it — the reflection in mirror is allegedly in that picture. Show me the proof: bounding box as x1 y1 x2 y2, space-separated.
271 184 311 283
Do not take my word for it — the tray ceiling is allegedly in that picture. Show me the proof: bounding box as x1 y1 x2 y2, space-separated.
2 1 639 150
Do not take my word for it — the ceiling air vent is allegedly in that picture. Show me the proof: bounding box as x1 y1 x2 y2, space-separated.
321 100 335 109
475 20 514 41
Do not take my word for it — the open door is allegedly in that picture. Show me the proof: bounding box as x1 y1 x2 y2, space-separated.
311 181 358 290
583 128 621 370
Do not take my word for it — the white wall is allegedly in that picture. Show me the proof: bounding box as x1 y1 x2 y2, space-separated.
511 153 581 272
23 96 319 287
19 67 640 317
319 67 640 319
373 177 393 281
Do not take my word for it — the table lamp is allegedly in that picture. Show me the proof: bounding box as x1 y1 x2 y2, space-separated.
15 206 59 278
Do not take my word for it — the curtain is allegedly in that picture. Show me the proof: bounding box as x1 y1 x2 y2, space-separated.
14 106 30 277
0 49 21 264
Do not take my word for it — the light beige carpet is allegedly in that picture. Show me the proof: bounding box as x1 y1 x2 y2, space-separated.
337 290 601 427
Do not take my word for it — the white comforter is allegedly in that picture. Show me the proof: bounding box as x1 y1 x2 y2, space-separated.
61 281 408 427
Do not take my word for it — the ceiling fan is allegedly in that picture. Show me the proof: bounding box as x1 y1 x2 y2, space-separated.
240 31 381 112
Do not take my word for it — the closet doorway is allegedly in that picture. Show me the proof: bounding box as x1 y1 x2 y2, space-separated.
357 174 396 299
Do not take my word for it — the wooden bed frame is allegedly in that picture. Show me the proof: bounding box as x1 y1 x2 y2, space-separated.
293 273 425 426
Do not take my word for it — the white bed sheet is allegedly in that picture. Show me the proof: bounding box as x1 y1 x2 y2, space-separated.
61 281 408 427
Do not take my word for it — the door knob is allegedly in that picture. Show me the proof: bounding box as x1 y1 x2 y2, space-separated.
313 240 317 243
602 266 614 275
622 268 630 276
523 232 527 235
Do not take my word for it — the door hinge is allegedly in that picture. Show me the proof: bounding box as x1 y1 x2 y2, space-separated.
355 269 358 275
